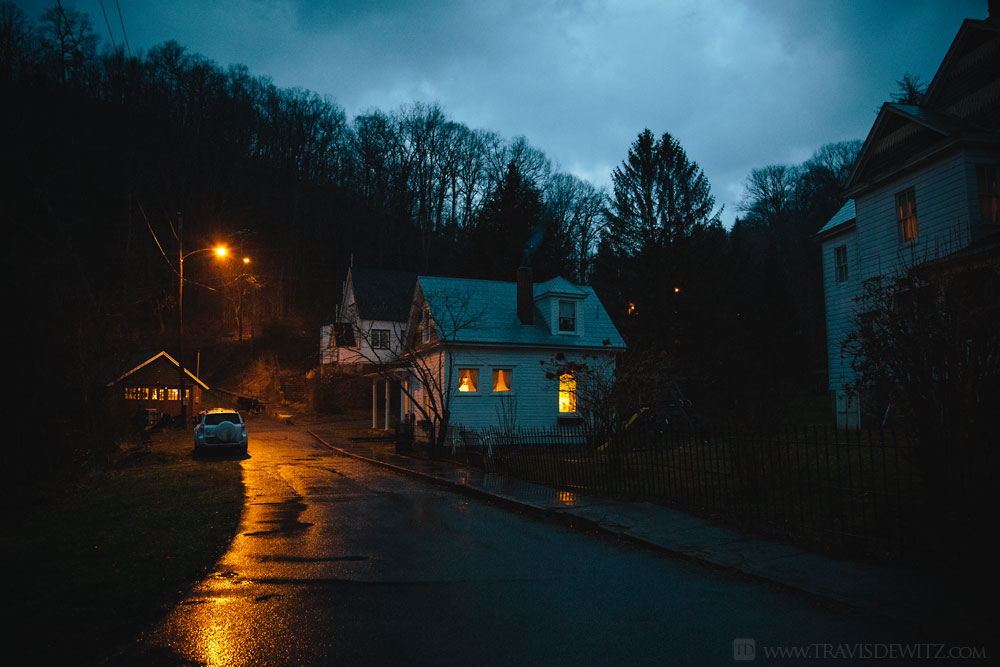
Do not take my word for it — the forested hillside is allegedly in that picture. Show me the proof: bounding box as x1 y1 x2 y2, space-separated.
2 3 859 477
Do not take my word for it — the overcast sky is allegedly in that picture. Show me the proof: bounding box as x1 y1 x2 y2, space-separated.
15 0 988 226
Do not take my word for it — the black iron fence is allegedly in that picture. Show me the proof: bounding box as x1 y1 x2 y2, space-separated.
474 423 924 561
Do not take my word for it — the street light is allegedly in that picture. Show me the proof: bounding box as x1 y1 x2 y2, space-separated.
177 210 228 425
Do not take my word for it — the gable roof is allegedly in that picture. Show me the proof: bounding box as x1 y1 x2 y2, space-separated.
106 350 210 389
845 16 1000 196
815 199 857 240
415 275 626 350
923 17 1000 111
348 268 417 322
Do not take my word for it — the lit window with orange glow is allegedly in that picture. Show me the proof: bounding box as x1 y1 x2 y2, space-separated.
492 369 511 392
167 388 180 401
458 368 478 392
558 373 576 413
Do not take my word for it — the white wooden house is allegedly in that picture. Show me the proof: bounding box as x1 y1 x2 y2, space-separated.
397 268 626 439
817 13 1000 428
319 268 416 426
320 267 416 367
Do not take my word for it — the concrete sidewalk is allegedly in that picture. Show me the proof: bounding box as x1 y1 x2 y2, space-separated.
303 420 947 630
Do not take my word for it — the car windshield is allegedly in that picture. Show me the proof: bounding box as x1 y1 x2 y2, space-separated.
204 413 240 426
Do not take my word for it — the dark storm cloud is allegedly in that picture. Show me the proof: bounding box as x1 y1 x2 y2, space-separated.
13 0 987 224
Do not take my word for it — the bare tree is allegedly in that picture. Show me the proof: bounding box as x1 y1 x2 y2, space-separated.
0 2 33 83
844 262 999 561
544 173 608 282
37 3 98 86
347 287 484 458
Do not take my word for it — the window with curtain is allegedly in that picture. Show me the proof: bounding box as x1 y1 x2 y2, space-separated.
458 368 478 392
492 369 511 392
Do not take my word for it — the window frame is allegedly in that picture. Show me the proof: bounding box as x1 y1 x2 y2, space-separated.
558 372 577 414
558 300 577 333
371 328 391 350
491 368 513 393
457 368 479 393
834 244 849 283
896 187 919 243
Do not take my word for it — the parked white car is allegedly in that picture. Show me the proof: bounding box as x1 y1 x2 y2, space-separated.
194 408 248 456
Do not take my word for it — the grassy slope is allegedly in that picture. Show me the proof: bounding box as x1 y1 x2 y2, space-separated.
9 427 244 663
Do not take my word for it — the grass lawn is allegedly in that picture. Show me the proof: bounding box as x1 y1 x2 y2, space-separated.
8 426 245 663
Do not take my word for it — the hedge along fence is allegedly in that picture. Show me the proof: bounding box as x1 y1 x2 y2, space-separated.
474 423 923 562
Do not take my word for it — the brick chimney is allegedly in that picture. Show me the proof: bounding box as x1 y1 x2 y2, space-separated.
517 266 533 325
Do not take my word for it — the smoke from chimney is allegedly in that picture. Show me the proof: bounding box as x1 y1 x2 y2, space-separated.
517 266 533 325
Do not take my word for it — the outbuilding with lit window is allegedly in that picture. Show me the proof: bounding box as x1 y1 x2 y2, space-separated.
108 350 210 423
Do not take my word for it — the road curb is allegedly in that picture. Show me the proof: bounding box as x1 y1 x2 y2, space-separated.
306 429 901 621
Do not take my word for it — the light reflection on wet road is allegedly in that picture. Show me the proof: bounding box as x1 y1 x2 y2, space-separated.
124 420 904 665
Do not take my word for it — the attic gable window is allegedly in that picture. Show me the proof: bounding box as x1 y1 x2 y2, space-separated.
420 308 432 343
834 244 849 283
896 188 919 242
558 300 577 332
371 328 390 349
978 165 998 224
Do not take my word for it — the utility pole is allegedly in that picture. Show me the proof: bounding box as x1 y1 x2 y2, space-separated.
177 211 187 425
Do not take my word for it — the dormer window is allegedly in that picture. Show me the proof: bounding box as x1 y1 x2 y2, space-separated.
558 300 577 332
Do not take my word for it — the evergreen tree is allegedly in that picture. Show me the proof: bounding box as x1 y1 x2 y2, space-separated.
606 129 717 257
466 160 542 280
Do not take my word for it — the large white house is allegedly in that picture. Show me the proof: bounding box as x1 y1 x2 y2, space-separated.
399 268 626 438
817 13 999 428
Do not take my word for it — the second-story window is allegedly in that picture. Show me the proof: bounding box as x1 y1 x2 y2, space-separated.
978 165 998 224
896 188 919 242
558 300 576 332
834 245 849 283
371 329 390 349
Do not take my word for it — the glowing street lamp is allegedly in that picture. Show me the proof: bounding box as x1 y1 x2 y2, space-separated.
177 210 228 424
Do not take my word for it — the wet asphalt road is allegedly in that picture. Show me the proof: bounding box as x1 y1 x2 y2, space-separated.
123 419 906 666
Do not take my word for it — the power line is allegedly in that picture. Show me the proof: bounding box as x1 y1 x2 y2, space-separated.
115 0 132 57
98 1 117 50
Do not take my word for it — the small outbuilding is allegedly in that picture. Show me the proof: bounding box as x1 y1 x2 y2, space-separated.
107 350 210 422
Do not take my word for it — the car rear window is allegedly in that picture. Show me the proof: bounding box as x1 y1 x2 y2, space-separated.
204 413 241 426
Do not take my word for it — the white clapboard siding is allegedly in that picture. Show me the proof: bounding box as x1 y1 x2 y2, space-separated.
820 229 861 391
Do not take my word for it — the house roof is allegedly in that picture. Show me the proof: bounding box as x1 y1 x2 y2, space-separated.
349 268 417 322
814 199 856 239
844 17 1000 195
106 350 210 389
416 275 626 350
923 17 1000 110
